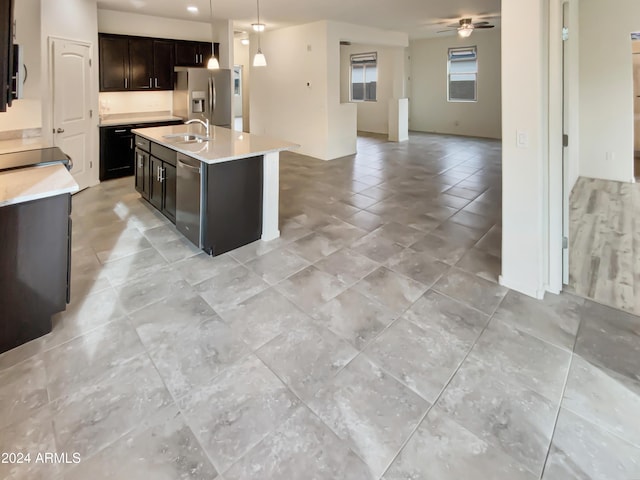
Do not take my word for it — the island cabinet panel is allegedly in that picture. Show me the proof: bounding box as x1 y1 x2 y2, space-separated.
134 147 150 199
0 193 71 354
147 142 177 223
203 155 263 256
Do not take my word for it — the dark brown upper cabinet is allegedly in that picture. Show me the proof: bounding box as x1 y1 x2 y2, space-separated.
99 35 129 91
175 41 218 68
100 34 205 92
128 36 154 90
153 39 175 90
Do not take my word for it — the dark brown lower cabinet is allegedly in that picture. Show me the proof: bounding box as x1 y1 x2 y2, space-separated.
0 193 71 354
138 137 177 223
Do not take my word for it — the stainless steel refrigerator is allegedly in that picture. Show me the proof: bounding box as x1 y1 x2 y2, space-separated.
173 67 233 128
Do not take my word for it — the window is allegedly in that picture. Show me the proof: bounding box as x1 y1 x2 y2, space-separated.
448 47 477 102
350 52 377 102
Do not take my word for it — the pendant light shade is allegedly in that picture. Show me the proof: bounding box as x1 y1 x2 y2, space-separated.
253 0 267 67
207 0 219 69
457 25 474 38
253 48 267 67
207 56 220 69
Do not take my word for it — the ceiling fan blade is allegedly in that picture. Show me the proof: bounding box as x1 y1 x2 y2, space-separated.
473 21 491 26
445 23 460 28
474 25 495 29
436 29 455 34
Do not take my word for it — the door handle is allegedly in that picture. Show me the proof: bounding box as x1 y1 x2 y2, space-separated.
56 128 64 133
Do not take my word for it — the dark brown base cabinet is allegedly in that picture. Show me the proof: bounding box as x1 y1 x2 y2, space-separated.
0 193 71 354
135 137 177 223
100 120 182 181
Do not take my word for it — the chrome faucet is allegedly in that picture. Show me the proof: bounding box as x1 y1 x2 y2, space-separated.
185 118 210 138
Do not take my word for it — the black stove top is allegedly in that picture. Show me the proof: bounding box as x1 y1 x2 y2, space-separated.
0 147 72 172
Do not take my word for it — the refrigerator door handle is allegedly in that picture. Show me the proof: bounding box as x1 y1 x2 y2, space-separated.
208 76 216 116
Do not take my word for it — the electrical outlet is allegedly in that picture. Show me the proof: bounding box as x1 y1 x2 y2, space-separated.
606 151 615 161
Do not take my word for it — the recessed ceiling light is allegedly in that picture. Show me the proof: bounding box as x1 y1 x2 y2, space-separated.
187 5 198 14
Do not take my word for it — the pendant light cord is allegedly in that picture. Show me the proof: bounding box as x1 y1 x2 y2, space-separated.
257 0 262 50
210 0 214 52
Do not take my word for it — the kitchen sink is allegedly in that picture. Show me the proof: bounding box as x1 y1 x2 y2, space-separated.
163 133 209 144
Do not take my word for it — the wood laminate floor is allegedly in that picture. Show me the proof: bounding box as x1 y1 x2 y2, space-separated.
568 177 640 315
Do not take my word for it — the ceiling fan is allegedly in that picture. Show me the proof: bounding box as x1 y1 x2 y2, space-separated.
437 18 496 38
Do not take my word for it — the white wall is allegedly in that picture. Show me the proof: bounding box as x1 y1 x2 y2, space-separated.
251 21 407 160
98 10 211 42
233 37 250 132
339 44 404 135
633 41 640 152
500 0 549 299
409 30 502 139
579 0 640 183
98 91 173 116
250 21 330 158
0 0 41 132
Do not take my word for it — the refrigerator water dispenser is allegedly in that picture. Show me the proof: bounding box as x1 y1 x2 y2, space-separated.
191 91 206 113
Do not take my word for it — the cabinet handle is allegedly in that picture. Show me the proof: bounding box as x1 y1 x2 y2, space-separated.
138 154 143 168
155 78 159 88
161 167 166 182
125 78 128 89
157 165 161 181
195 53 198 64
114 129 126 133
130 138 133 149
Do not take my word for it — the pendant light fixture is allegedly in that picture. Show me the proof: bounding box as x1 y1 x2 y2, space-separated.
252 0 267 67
207 0 220 69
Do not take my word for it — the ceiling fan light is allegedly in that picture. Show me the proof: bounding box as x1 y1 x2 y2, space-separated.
253 49 267 67
241 38 250 45
458 26 474 38
207 56 220 69
252 23 265 32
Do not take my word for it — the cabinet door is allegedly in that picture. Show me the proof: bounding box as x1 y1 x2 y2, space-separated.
129 37 154 90
153 39 175 90
175 41 199 67
162 162 177 223
149 157 164 211
198 42 213 67
0 0 14 112
99 35 129 91
134 148 149 199
100 127 134 181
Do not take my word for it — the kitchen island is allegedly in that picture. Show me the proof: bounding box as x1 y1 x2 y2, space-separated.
0 157 79 354
131 124 298 255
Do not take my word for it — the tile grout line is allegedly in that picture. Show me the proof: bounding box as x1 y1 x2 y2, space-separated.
376 289 504 480
538 306 583 480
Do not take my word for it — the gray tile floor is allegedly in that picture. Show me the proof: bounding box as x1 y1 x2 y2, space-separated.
1 132 639 479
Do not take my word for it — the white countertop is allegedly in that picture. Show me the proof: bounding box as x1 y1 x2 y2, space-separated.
0 164 79 207
99 114 184 127
0 137 49 155
131 125 299 164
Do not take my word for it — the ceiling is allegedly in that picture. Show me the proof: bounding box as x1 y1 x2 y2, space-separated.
96 0 501 39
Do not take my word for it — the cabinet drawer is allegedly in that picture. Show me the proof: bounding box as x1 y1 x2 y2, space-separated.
151 142 177 166
135 135 150 152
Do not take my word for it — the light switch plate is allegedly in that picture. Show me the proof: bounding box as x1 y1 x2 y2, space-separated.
516 130 529 148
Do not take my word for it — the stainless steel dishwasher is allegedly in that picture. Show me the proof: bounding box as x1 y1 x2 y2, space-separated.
176 154 203 248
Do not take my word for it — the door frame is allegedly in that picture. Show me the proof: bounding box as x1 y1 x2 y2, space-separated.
45 36 99 189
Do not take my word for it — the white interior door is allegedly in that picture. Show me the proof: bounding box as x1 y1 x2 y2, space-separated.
562 2 570 285
51 39 94 190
